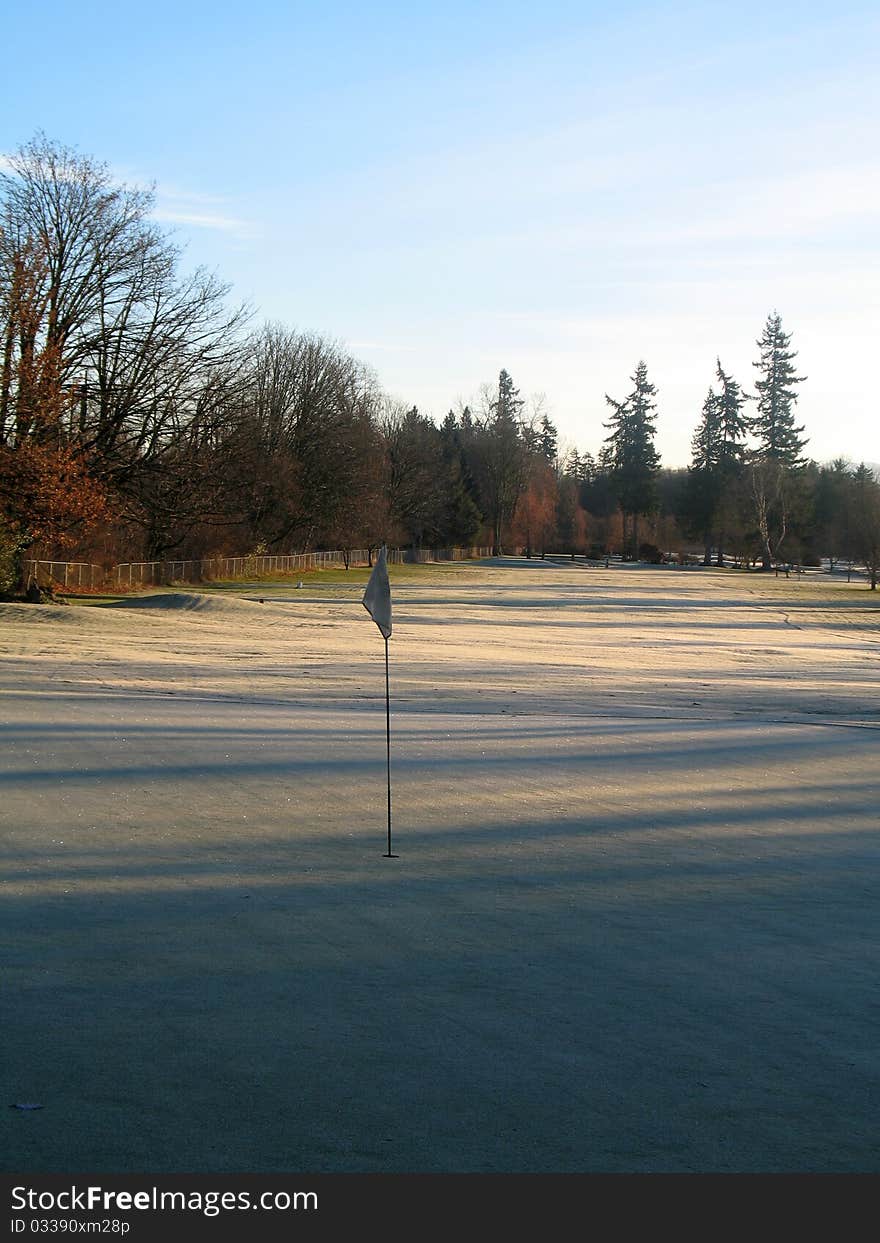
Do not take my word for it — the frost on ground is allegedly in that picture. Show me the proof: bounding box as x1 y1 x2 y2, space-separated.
1 561 878 1172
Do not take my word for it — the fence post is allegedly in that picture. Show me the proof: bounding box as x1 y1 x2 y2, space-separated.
102 543 491 590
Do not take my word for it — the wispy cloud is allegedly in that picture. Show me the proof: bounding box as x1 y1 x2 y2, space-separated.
349 340 418 353
105 163 262 241
137 176 259 239
2 155 258 239
152 206 257 237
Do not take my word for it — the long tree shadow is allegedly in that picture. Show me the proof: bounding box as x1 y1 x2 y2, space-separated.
3 787 879 1173
1 711 877 788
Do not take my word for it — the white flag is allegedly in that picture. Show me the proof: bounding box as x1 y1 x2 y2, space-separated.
363 546 392 639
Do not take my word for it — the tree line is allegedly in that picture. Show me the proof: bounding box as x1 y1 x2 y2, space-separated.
1 134 878 591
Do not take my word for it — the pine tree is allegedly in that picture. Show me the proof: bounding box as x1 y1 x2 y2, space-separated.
751 313 807 466
690 389 721 474
438 410 483 545
715 359 749 459
686 360 749 564
602 360 660 557
686 390 723 564
812 459 854 571
573 450 595 485
851 464 880 590
562 449 595 485
537 414 558 464
748 313 809 568
470 370 529 555
493 369 524 426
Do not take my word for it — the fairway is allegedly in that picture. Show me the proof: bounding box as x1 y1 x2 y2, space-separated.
2 560 879 1172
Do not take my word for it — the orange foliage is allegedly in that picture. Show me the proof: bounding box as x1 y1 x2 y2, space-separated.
0 438 112 551
513 465 558 554
1 234 110 555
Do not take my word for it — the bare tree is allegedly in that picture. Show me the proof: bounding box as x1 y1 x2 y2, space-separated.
381 401 450 549
1 133 250 558
227 325 387 552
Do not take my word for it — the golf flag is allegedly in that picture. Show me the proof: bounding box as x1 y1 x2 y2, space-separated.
363 545 396 856
363 545 392 639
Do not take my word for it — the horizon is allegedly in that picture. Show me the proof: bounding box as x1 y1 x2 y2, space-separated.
2 0 877 469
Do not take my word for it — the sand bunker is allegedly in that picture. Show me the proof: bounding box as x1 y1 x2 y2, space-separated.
105 591 272 614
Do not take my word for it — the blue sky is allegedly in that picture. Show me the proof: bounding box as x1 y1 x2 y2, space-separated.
3 0 878 466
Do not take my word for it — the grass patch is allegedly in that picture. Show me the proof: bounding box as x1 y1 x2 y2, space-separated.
57 558 487 604
194 559 483 593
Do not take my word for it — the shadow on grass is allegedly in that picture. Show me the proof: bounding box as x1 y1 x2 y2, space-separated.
3 781 879 1174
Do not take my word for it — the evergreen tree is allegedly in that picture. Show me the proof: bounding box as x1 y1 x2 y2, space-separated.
472 369 529 555
686 390 723 563
751 312 807 466
561 449 595 486
383 405 450 549
747 313 809 568
690 389 721 474
812 459 855 571
851 464 880 590
602 360 660 557
442 476 482 547
685 360 749 563
494 369 524 425
715 359 750 455
438 410 482 545
537 414 558 464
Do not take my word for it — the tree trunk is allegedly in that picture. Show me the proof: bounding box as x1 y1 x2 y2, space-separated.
10 542 27 595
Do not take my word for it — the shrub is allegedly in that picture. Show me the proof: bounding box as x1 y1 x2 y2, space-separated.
638 541 665 564
0 522 18 595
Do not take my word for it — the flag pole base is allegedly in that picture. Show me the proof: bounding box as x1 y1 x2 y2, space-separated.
383 853 399 859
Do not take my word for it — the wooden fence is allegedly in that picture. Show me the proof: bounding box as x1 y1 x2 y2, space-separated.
23 560 105 589
24 547 493 591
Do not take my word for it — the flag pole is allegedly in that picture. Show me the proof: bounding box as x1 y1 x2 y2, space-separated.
363 544 397 858
383 633 397 858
